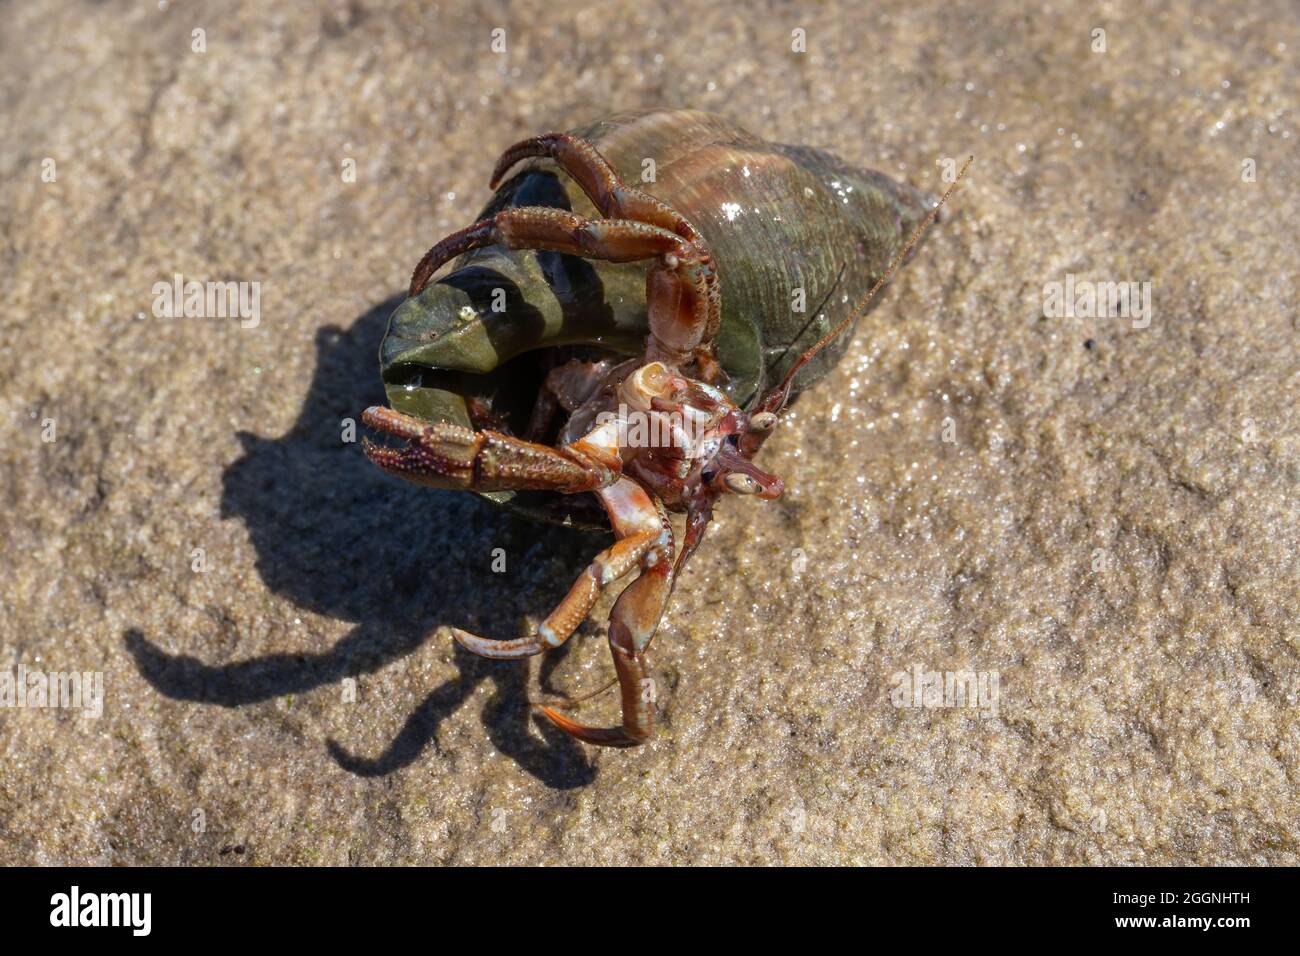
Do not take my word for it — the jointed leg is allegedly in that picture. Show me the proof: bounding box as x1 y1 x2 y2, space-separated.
410 206 692 297
362 405 620 493
449 477 668 662
535 478 675 747
411 129 724 368
449 471 676 748
408 205 719 365
488 132 723 360
490 132 701 244
538 538 674 747
451 528 658 659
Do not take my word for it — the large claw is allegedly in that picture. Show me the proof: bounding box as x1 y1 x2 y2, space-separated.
362 406 479 488
362 405 617 493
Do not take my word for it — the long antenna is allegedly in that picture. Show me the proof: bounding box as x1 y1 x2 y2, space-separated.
770 155 974 408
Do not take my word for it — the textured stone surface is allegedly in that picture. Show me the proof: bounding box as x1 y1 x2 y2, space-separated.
0 0 1295 864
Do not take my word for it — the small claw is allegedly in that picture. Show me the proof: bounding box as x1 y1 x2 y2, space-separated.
536 705 646 748
451 627 544 660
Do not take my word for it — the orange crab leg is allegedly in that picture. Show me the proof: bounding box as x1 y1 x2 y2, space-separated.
535 478 675 747
451 528 658 659
450 474 675 748
539 625 660 748
538 553 674 746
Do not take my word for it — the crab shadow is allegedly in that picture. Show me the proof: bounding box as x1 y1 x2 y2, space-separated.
123 293 605 789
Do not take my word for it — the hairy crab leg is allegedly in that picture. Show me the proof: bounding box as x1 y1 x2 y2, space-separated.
361 406 621 493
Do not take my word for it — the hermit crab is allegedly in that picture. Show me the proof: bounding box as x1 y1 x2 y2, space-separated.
363 109 966 747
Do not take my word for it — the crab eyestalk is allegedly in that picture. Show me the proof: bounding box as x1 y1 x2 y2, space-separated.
710 447 785 500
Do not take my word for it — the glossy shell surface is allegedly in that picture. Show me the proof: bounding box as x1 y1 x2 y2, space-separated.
379 109 937 522
382 109 936 418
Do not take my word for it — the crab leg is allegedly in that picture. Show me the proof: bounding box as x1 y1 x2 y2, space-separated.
537 479 676 747
451 527 658 659
538 546 674 747
487 132 723 366
362 406 621 493
448 472 675 748
490 132 701 243
408 204 719 371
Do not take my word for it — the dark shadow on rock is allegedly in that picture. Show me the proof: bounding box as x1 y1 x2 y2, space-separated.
124 294 602 789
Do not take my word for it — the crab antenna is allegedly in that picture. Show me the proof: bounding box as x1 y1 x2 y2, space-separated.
771 155 974 408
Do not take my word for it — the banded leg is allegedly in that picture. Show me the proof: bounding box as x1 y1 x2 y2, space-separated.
537 479 676 747
362 405 620 493
490 132 701 243
408 205 719 366
451 528 657 659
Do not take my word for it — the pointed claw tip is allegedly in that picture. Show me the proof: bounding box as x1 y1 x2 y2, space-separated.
449 627 477 651
452 627 543 660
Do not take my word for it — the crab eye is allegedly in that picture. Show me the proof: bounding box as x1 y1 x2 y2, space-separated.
748 411 778 433
724 473 762 495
